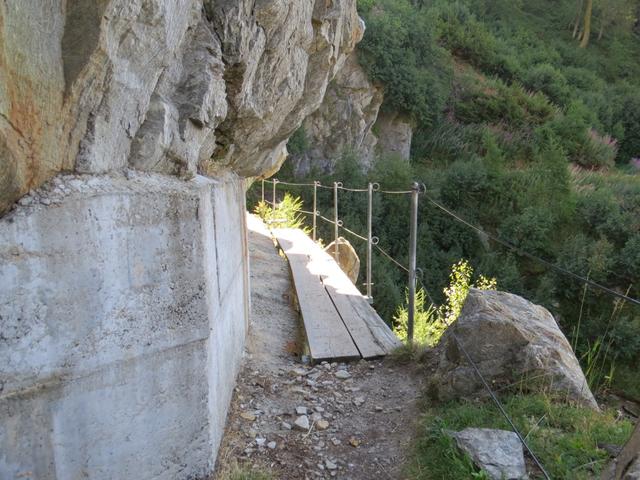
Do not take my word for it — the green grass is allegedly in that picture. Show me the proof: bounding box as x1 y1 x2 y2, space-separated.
405 395 633 480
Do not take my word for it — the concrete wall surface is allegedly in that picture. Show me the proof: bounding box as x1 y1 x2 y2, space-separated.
0 171 249 479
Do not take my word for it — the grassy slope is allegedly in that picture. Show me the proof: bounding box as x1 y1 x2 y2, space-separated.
405 395 634 480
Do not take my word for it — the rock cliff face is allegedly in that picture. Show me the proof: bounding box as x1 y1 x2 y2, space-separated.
0 0 361 214
0 1 362 479
295 52 383 173
290 51 412 175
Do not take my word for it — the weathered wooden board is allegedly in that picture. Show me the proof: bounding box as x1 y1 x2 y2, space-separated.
274 229 360 362
308 246 402 357
274 228 402 361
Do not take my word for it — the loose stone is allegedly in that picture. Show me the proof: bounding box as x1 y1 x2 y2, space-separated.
317 420 330 431
294 415 310 431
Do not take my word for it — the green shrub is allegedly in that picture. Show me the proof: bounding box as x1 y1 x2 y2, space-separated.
620 235 640 279
575 130 618 170
358 0 452 126
393 260 496 345
253 193 309 232
454 76 555 128
523 63 571 105
498 206 555 257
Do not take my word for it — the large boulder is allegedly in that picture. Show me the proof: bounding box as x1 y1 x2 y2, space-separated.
324 237 360 285
427 289 598 410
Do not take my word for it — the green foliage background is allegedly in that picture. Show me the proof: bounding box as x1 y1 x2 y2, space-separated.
253 0 640 394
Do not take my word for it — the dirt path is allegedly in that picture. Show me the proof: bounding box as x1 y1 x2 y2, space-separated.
214 215 424 480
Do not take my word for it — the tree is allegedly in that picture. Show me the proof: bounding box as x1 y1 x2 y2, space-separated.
597 0 636 40
580 0 594 47
573 0 585 38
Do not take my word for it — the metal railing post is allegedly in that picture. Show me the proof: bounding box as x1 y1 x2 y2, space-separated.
333 182 339 264
261 179 265 204
272 179 278 210
407 182 420 343
366 182 373 303
313 181 318 242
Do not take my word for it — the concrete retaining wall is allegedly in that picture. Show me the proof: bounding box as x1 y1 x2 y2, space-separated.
0 172 249 479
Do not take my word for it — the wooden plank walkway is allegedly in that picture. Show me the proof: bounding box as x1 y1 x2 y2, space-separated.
274 228 402 362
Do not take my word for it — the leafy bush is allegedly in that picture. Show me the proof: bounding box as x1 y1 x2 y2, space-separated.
454 76 555 128
393 260 496 345
498 206 555 257
357 0 452 126
575 130 618 170
523 63 571 105
287 127 309 156
253 194 309 232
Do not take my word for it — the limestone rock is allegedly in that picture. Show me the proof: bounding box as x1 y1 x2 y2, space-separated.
451 428 528 480
324 237 360 284
374 110 413 161
291 52 414 175
209 0 363 178
294 415 310 431
625 460 640 480
0 0 362 214
294 52 383 174
601 423 640 480
427 289 598 410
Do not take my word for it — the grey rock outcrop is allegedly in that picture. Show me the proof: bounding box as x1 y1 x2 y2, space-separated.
450 428 528 480
0 1 365 479
295 52 383 174
0 0 362 214
290 52 414 175
427 289 598 410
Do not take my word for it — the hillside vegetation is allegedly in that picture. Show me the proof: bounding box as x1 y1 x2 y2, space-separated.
267 0 640 397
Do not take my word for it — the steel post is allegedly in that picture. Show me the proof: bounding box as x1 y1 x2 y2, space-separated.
407 182 420 343
366 182 373 303
333 182 339 264
272 179 277 210
313 181 318 242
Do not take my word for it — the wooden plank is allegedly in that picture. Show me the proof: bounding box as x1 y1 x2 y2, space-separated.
309 248 402 356
277 228 401 358
274 229 360 362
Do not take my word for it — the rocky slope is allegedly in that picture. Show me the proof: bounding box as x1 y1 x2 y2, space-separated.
0 0 362 214
290 52 413 175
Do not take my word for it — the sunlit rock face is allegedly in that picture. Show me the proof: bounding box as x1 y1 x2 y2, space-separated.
295 51 384 174
0 0 361 214
289 51 414 176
